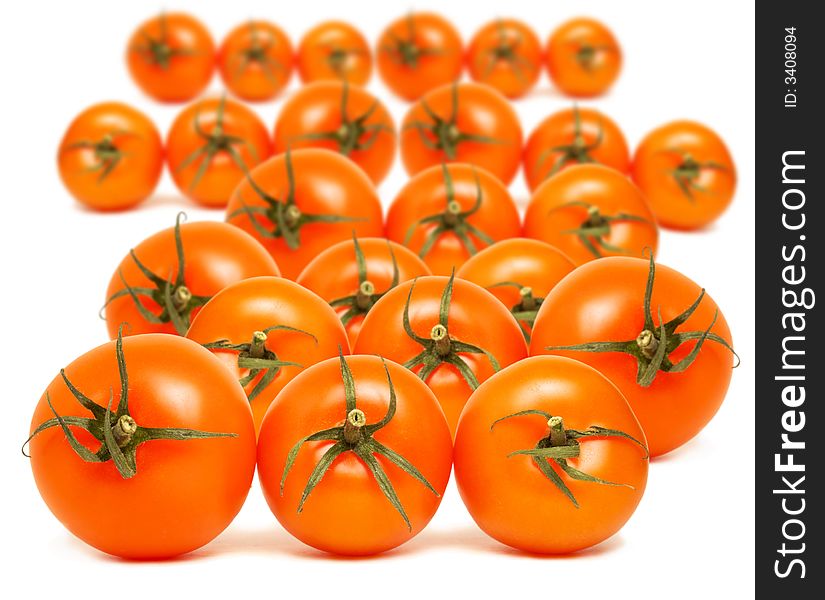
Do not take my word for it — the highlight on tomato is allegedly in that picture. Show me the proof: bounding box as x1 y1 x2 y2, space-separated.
454 355 648 554
257 353 452 555
126 12 215 103
632 120 737 230
353 272 528 437
166 96 272 207
25 328 257 559
102 213 279 339
297 21 372 85
225 148 384 279
466 18 542 99
57 102 163 211
523 164 658 266
401 82 523 185
545 17 622 98
273 81 396 185
530 254 738 457
296 236 431 346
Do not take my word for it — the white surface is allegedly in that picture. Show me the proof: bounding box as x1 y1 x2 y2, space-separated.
0 1 755 598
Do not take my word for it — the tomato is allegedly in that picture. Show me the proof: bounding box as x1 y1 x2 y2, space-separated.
456 238 575 341
217 20 294 102
297 21 372 85
530 255 737 457
257 354 452 555
166 96 272 207
523 105 630 193
546 18 622 98
225 148 384 279
523 164 658 266
57 102 163 211
400 82 523 184
386 163 521 275
376 12 463 101
454 356 648 554
126 12 215 103
103 214 280 339
273 82 396 185
353 274 527 437
466 19 542 99
26 331 256 559
296 237 431 346
632 121 737 230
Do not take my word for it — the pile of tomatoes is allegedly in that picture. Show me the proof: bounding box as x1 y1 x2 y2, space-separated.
33 10 739 560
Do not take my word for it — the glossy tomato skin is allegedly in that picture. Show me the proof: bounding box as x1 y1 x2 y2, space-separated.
126 13 215 103
225 148 384 280
632 121 737 230
296 238 431 346
187 276 350 432
58 102 163 211
29 334 256 559
523 164 658 266
297 21 372 85
546 18 622 98
466 19 542 99
454 356 648 554
257 355 453 555
376 12 463 101
217 21 293 101
530 257 734 457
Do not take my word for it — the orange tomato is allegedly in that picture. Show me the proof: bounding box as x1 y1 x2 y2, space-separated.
546 17 622 98
466 19 542 99
297 21 372 85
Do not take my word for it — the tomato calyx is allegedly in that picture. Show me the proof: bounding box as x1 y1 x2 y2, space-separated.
491 409 648 508
280 352 440 530
64 131 132 182
573 42 613 73
22 326 237 479
667 150 729 201
488 281 544 342
535 105 603 181
324 44 363 78
381 13 442 69
234 21 287 84
552 200 652 259
479 20 531 83
131 12 193 70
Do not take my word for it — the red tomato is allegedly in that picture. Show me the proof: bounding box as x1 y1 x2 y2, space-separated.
297 21 372 85
466 19 543 99
546 18 622 98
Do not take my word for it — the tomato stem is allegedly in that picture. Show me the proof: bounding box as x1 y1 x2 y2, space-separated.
548 416 567 446
519 287 536 311
343 408 366 444
112 415 138 447
249 331 268 359
355 281 376 309
430 324 451 356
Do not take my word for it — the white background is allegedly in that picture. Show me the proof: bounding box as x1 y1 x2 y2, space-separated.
0 1 755 598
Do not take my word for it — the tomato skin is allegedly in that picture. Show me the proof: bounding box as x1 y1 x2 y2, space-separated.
546 18 622 98
632 121 737 230
466 19 543 99
297 21 372 85
28 334 257 559
523 164 659 266
529 257 734 457
257 355 452 555
454 356 648 554
217 21 293 101
57 102 163 211
126 13 215 103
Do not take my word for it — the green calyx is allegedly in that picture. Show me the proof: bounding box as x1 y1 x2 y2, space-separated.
546 252 740 387
478 20 532 83
280 352 440 530
234 21 286 85
488 281 543 342
668 150 729 202
574 42 613 73
492 409 648 508
132 12 192 70
324 44 365 78
65 130 131 182
535 105 603 181
553 200 652 259
381 13 442 69
22 326 237 479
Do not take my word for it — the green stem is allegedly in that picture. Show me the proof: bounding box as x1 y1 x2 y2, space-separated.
249 331 268 359
548 416 567 446
343 408 366 444
112 415 137 447
431 324 451 356
355 281 376 310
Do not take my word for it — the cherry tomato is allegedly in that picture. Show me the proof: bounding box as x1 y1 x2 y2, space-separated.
454 356 648 554
126 12 215 103
225 148 384 279
258 354 452 555
401 82 523 184
57 102 163 211
523 164 659 266
546 18 621 98
632 121 737 230
27 331 256 559
466 19 542 99
297 21 372 85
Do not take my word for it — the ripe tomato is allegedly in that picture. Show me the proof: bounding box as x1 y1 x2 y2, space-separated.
530 255 737 457
26 331 256 559
225 148 384 279
523 105 630 193
376 12 463 101
126 12 215 103
273 82 396 185
466 19 542 99
257 354 452 555
632 120 737 230
401 83 523 184
296 237 431 346
523 164 658 266
386 163 521 275
454 356 648 554
456 238 575 341
57 102 163 211
103 214 279 339
297 21 372 85
217 20 294 102
166 96 272 207
354 274 527 437
546 18 621 98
